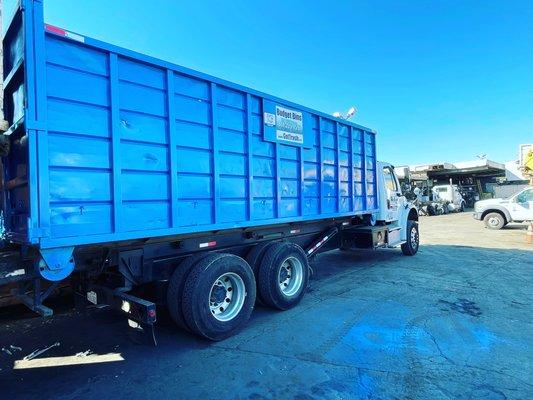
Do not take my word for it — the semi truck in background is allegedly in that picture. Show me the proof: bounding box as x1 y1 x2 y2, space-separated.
0 0 419 341
398 169 467 216
432 184 467 212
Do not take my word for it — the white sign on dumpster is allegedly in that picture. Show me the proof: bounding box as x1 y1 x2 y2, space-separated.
275 106 303 145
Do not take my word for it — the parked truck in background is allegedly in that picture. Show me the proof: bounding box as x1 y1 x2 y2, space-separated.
0 0 419 341
432 184 467 212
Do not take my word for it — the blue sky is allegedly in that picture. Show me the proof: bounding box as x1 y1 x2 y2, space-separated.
41 0 532 165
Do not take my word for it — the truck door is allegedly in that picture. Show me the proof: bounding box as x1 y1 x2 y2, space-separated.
382 165 403 221
510 189 533 221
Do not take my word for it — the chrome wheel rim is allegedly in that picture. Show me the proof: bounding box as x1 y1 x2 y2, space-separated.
410 226 419 249
488 217 500 227
209 272 246 322
278 257 304 297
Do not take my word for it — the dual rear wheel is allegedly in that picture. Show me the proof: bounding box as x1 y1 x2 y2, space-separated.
166 242 309 341
256 242 309 310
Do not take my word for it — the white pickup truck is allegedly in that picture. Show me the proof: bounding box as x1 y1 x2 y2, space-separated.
473 187 533 229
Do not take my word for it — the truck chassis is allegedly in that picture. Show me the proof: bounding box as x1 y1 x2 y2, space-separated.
0 213 419 342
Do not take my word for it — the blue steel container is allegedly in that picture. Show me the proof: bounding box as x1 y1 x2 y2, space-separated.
2 0 378 254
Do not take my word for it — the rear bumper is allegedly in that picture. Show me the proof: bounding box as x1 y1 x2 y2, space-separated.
472 212 482 220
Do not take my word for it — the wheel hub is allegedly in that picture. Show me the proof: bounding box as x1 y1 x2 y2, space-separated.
210 284 226 304
209 272 246 322
278 257 304 297
279 266 290 283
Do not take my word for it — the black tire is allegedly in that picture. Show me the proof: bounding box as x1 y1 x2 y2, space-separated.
459 202 465 212
245 242 276 305
257 242 309 310
182 253 256 341
401 220 419 256
167 253 211 332
246 242 276 276
483 212 505 230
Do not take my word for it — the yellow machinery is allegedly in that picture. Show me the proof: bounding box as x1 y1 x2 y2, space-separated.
522 148 533 185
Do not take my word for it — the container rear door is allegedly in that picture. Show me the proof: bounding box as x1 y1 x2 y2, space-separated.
1 2 31 240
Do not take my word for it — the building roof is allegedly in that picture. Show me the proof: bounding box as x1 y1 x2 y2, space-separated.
453 159 505 170
404 159 506 180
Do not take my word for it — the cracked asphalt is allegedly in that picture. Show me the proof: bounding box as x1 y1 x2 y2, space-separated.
0 212 531 399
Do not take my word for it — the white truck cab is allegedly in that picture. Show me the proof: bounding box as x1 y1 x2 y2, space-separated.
432 184 466 212
339 162 419 256
377 162 407 223
473 187 533 229
375 162 420 252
